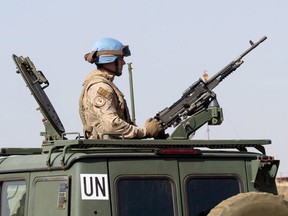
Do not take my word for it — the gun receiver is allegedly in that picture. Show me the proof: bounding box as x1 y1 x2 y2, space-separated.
12 55 65 143
155 36 267 139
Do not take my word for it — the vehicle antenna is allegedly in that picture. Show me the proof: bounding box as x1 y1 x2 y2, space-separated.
128 63 136 125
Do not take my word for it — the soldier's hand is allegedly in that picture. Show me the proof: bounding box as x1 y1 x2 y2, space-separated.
144 118 163 138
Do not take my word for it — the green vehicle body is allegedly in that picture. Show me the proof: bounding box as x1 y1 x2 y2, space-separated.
0 139 279 216
0 53 284 216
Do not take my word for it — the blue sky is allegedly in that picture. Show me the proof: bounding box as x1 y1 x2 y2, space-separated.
1 0 288 176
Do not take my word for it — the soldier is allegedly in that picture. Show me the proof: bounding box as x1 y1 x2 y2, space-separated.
79 37 163 139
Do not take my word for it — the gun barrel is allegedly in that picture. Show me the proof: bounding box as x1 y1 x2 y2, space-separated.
237 36 267 61
258 36 268 44
207 36 267 90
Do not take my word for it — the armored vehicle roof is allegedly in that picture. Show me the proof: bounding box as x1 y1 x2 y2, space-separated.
0 138 271 172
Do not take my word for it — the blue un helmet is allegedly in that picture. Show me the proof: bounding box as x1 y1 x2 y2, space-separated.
84 38 131 64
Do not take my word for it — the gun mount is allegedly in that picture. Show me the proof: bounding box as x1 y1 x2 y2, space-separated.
12 54 65 143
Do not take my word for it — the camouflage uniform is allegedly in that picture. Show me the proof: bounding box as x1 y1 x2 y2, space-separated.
79 69 147 139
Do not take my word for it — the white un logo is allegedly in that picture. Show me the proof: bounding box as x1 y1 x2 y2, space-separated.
80 174 109 200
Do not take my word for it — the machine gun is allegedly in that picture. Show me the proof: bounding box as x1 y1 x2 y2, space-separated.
155 36 267 140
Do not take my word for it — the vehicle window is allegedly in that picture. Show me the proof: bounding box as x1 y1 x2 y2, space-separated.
187 177 240 216
117 177 176 216
1 180 26 216
31 176 69 216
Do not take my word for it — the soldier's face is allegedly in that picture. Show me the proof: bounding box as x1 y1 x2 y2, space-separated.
103 57 126 76
116 57 126 76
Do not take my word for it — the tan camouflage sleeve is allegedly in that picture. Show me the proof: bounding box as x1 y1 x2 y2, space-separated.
87 82 147 138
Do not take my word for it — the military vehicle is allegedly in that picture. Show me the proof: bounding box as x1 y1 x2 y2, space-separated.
1 36 288 216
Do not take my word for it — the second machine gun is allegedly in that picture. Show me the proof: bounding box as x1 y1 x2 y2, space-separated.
155 36 267 140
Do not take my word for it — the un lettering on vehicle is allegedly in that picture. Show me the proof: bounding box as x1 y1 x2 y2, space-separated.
80 174 109 200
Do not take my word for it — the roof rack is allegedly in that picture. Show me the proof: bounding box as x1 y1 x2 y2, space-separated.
42 139 271 168
43 138 270 155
